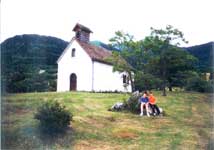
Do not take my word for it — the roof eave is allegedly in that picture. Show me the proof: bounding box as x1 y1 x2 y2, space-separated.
56 38 75 64
92 58 113 66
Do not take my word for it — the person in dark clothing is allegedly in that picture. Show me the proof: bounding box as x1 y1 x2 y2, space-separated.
148 91 160 116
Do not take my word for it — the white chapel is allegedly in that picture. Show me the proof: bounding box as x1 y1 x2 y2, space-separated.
57 23 132 92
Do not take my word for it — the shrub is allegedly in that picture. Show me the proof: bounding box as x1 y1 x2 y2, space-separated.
34 100 72 133
124 93 141 113
205 80 214 93
185 77 214 93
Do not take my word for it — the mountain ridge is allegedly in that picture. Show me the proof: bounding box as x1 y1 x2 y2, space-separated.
183 41 213 72
1 34 213 93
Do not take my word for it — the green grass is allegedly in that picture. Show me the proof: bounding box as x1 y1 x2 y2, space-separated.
2 91 213 150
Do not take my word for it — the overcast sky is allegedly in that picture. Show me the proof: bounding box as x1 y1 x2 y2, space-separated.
1 0 214 46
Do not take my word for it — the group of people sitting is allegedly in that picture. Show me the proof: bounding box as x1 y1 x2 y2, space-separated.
140 91 160 117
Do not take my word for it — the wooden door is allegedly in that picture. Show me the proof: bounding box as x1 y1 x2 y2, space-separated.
70 73 77 91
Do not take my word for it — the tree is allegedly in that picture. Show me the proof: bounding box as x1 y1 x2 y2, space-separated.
107 51 135 92
143 25 196 96
134 71 162 91
109 31 136 92
109 27 197 95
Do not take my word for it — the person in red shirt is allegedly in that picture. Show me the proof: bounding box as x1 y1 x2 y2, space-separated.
149 91 160 116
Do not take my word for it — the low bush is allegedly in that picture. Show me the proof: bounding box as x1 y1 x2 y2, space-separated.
185 77 214 93
34 100 72 134
124 93 141 113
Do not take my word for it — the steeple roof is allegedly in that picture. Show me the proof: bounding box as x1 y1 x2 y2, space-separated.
72 23 93 33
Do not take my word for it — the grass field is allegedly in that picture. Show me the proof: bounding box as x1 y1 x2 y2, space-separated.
2 91 214 150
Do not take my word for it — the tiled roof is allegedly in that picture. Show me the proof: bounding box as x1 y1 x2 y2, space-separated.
76 39 112 64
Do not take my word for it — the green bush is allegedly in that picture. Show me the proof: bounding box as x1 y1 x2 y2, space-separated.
205 80 214 93
185 77 214 93
34 100 72 133
124 94 141 113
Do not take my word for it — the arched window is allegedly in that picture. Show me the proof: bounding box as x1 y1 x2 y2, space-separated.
72 48 76 57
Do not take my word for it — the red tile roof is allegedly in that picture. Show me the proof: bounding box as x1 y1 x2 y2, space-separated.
76 39 112 64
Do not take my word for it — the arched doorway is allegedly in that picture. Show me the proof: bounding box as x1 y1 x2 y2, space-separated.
70 73 77 91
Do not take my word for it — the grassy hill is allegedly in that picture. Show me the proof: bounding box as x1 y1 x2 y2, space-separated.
2 91 213 149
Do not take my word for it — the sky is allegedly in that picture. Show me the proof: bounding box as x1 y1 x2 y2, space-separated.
1 0 214 47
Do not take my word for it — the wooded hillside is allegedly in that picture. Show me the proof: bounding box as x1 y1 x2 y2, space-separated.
1 34 68 93
184 42 213 72
1 34 212 93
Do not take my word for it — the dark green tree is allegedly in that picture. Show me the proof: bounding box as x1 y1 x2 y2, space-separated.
109 31 147 92
109 31 140 92
106 51 135 92
143 25 197 96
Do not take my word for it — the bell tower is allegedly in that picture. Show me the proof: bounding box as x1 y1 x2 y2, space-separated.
72 23 93 43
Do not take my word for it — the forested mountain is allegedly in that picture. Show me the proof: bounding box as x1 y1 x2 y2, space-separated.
1 34 213 93
1 34 68 93
183 42 214 72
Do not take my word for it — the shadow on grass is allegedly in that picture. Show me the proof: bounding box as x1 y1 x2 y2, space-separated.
2 124 74 150
37 125 75 146
207 138 214 150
